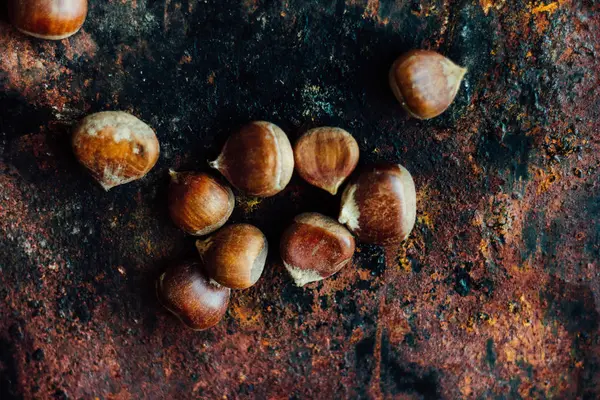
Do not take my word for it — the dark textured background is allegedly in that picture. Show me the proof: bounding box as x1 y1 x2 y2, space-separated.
0 0 599 399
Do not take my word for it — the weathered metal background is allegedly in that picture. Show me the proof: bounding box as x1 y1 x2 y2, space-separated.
0 0 599 399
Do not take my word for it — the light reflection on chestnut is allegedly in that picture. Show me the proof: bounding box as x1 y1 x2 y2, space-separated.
156 261 230 331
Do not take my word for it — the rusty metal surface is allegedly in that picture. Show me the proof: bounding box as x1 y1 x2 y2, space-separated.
0 0 599 399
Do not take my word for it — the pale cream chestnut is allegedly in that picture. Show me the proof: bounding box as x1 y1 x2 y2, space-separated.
156 261 230 331
168 170 234 236
280 212 355 287
72 111 160 190
209 121 294 197
294 127 359 195
339 164 416 245
8 0 88 40
196 224 268 289
389 50 467 119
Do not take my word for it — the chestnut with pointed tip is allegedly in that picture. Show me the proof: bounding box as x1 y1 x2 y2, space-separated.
8 0 88 40
156 261 230 331
339 164 416 245
168 170 234 236
196 224 268 289
294 127 359 195
209 121 294 197
389 50 467 119
280 212 355 287
72 111 160 191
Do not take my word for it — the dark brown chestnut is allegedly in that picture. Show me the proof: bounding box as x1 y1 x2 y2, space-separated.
156 261 230 330
209 121 294 197
196 224 268 289
8 0 88 40
168 170 235 236
280 212 355 287
339 164 416 245
389 50 467 119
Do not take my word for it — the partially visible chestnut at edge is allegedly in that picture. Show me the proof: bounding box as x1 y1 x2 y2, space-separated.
168 170 235 236
389 50 467 120
280 212 355 287
8 0 88 40
196 224 268 289
294 127 359 195
210 121 294 197
339 164 417 245
156 261 230 331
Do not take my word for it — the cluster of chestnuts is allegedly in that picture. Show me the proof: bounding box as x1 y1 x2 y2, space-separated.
31 0 464 330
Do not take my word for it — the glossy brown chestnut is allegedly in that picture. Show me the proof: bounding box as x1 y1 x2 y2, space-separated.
389 50 467 119
196 224 268 289
209 121 294 197
339 164 416 245
294 127 359 195
8 0 88 40
156 261 230 330
168 170 234 236
72 111 160 191
280 212 355 287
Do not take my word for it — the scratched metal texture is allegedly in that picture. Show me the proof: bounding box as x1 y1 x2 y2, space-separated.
0 0 599 399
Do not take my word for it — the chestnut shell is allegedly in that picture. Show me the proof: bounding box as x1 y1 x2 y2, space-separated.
339 164 417 245
8 0 88 40
156 261 230 331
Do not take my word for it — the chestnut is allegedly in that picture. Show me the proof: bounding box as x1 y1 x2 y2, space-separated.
168 170 234 236
209 121 294 197
196 224 268 289
280 212 355 287
8 0 88 40
156 261 230 331
72 111 160 191
339 164 416 245
389 50 467 119
294 127 359 195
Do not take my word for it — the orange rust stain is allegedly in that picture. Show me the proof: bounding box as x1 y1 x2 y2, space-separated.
363 0 380 19
207 71 216 85
179 54 192 64
243 0 260 14
531 1 559 14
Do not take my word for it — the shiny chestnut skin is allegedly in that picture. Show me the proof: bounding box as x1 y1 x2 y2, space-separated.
8 0 88 40
339 164 416 245
168 170 234 236
294 127 359 195
389 50 467 119
72 111 160 190
210 121 294 197
156 261 230 330
196 224 268 289
280 213 355 287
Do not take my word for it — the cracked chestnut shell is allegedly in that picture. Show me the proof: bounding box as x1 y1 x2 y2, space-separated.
196 224 268 289
389 50 467 119
156 261 230 331
72 111 160 191
339 164 416 245
8 0 88 40
294 127 359 195
210 121 294 197
168 170 234 236
280 212 355 287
